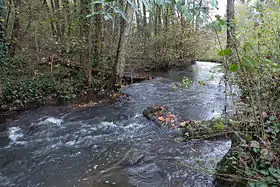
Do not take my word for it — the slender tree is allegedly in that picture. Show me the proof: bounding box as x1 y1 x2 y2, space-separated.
94 3 103 68
79 0 93 87
0 0 5 46
0 0 5 97
226 0 235 49
112 0 134 86
10 0 21 56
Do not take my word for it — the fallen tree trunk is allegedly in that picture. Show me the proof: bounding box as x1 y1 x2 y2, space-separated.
38 62 152 83
122 74 152 83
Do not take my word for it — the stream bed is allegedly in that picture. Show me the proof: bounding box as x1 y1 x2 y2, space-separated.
0 61 232 187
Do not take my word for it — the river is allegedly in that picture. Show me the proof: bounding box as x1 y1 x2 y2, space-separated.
0 61 232 187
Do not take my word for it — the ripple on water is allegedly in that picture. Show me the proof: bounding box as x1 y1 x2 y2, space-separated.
0 172 15 187
38 116 63 126
7 127 26 146
0 62 232 187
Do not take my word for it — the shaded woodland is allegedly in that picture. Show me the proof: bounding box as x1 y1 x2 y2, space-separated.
1 0 280 185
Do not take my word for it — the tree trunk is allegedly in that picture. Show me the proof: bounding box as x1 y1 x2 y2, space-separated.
164 7 169 29
136 0 141 32
0 0 5 45
154 6 158 35
53 0 61 38
143 2 147 32
192 0 196 31
111 1 134 86
143 2 148 55
87 20 93 87
94 3 103 68
196 0 203 31
62 0 70 38
44 0 56 37
10 0 21 56
4 0 12 31
226 0 235 49
79 0 93 87
0 0 5 97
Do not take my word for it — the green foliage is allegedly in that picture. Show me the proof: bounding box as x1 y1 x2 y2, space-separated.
229 63 239 72
215 2 280 186
128 23 201 70
213 118 225 130
212 18 227 34
88 0 219 24
0 62 90 110
180 77 193 88
241 55 258 69
218 49 233 57
0 75 81 110
87 0 128 21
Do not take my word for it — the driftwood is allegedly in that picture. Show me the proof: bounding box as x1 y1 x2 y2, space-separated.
143 105 234 140
122 73 152 83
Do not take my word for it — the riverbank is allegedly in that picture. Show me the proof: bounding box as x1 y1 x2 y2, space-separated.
0 85 133 126
214 103 280 186
0 58 195 126
0 62 155 124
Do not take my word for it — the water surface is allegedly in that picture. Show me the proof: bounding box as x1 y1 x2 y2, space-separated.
0 61 231 187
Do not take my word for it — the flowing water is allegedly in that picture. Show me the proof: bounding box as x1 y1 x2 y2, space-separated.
0 62 232 187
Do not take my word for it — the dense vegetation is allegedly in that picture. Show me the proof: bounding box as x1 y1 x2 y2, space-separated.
1 0 280 186
0 0 216 111
215 0 280 186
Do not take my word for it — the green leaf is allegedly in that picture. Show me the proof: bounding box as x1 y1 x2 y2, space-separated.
264 58 272 64
215 123 225 130
217 19 226 26
243 42 253 52
257 183 268 187
229 63 239 72
85 11 103 18
269 116 276 121
268 167 280 179
218 49 232 56
248 182 255 187
253 147 259 153
242 56 258 69
258 169 269 176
